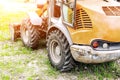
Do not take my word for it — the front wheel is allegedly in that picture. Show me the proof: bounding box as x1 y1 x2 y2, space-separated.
47 30 75 72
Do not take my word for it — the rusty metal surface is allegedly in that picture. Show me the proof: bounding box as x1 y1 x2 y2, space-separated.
9 23 21 41
70 45 120 63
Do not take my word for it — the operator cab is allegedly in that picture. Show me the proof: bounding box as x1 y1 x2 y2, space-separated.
49 0 76 26
49 0 61 24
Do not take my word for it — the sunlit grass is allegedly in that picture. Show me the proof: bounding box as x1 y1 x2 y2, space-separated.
0 74 10 80
0 41 32 56
77 62 120 80
0 0 36 41
0 7 26 41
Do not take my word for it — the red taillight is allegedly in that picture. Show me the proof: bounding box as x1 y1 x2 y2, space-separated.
92 41 99 48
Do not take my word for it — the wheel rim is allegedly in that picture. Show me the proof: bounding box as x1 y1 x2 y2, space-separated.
22 26 29 43
50 39 62 64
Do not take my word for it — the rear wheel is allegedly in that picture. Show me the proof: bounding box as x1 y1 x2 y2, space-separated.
20 18 40 49
47 30 75 72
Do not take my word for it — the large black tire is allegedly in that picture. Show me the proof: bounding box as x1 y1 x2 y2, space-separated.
20 18 40 49
47 30 75 72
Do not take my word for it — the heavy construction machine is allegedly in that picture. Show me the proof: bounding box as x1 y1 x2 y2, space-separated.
20 0 48 49
11 0 120 71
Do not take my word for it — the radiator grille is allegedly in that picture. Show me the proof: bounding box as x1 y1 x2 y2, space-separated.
102 6 120 16
75 8 92 29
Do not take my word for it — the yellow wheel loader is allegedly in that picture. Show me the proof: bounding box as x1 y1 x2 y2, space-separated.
10 0 120 71
20 0 48 49
47 0 120 71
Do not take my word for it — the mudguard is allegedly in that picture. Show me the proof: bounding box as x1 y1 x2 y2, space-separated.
28 12 42 26
48 18 73 45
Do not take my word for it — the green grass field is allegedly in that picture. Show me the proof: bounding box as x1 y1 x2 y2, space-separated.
0 0 120 80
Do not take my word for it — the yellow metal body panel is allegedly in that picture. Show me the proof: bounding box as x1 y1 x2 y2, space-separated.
36 3 48 16
67 0 120 45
